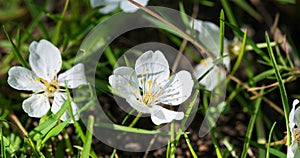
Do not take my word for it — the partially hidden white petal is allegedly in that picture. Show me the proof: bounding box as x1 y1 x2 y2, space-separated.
195 58 226 91
191 19 230 71
109 67 141 98
29 39 62 81
22 94 50 118
58 63 87 88
158 70 194 105
126 95 150 113
135 50 170 89
51 92 79 123
99 3 119 14
191 19 221 57
8 66 45 92
289 99 298 131
223 55 231 70
287 140 300 158
90 0 114 8
150 105 184 125
120 0 149 12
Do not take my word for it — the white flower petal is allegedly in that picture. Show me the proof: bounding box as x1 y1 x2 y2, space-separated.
58 63 87 88
90 0 110 8
29 39 62 81
288 99 300 158
223 56 231 70
287 140 300 158
22 94 50 118
135 50 170 89
158 70 193 105
51 92 79 123
289 99 299 130
150 105 184 125
120 0 149 13
195 58 226 91
191 19 222 57
191 19 230 70
126 95 150 113
293 100 300 126
99 3 119 14
109 67 141 98
8 66 45 92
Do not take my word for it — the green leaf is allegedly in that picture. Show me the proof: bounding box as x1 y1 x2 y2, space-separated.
266 122 277 158
52 0 70 45
3 26 29 69
183 133 198 158
220 9 225 57
220 0 238 36
241 89 264 158
29 100 70 141
231 29 247 75
41 120 69 145
249 141 286 158
265 32 291 145
95 122 169 135
82 115 94 158
1 129 7 158
104 46 118 68
231 0 263 21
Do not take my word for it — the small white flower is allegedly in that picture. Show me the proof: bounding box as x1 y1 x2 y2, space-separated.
109 50 194 125
7 39 87 122
90 0 149 14
191 19 230 91
288 99 300 158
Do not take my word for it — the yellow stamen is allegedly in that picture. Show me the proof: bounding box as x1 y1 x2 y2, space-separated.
200 59 206 65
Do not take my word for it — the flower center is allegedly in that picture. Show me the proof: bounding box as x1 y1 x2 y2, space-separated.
37 78 60 96
142 92 157 106
140 79 160 107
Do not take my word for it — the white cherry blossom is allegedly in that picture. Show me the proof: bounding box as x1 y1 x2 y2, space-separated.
109 50 194 125
288 99 300 158
7 39 87 122
90 0 149 14
191 19 230 91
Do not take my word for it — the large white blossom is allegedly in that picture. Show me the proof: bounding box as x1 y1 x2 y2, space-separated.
90 0 149 14
7 39 87 122
288 99 300 158
109 50 194 125
192 19 230 91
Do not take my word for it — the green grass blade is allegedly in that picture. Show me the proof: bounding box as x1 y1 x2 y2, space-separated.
256 113 266 158
265 32 291 145
95 122 169 135
231 0 263 21
3 26 29 68
170 90 199 157
220 9 225 57
82 115 94 158
225 22 270 63
249 141 286 157
41 120 69 145
28 99 70 141
266 122 277 158
231 29 247 75
210 128 223 158
52 0 69 45
104 46 118 68
0 129 6 158
220 0 238 36
241 89 264 158
183 133 198 158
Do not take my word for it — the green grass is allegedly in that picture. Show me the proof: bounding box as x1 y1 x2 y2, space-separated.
0 0 299 157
